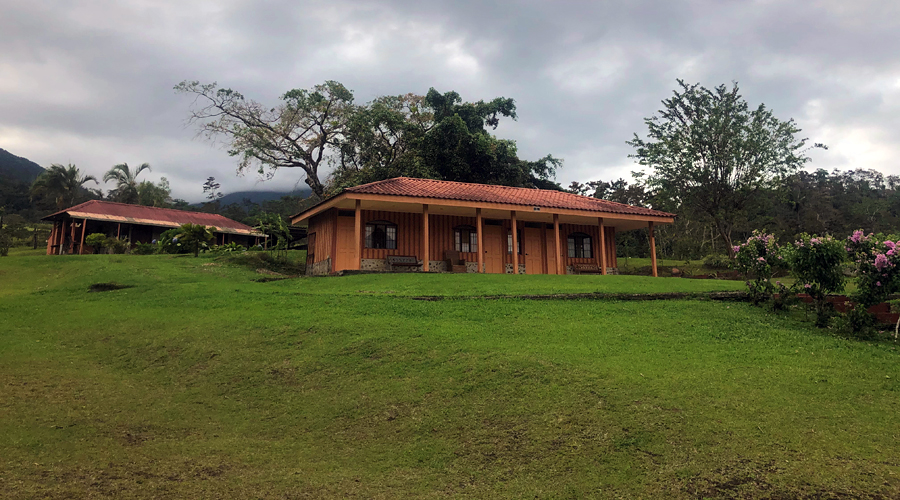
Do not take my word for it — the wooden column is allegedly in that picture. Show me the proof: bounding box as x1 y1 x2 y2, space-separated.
553 213 562 275
476 208 484 273
117 223 121 239
510 211 518 274
78 218 87 255
649 221 658 277
58 221 64 254
598 217 607 275
354 199 362 270
422 204 430 272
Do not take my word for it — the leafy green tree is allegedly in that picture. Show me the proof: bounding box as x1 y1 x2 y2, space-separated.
628 80 825 256
104 163 151 204
137 177 172 207
329 88 562 192
253 212 292 256
175 223 214 257
30 163 98 210
175 80 355 199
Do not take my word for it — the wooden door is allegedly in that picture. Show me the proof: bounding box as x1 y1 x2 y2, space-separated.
334 216 358 272
483 225 504 274
545 227 558 274
523 227 544 274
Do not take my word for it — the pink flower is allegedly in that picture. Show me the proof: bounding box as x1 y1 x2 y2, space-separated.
877 281 882 287
875 253 891 271
846 247 852 252
757 257 766 263
886 241 896 250
850 230 866 243
889 249 895 256
732 245 740 253
804 283 811 289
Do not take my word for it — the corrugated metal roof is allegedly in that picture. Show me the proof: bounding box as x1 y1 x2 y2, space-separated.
342 177 675 217
43 200 262 236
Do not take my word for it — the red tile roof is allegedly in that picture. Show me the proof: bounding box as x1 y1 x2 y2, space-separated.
42 200 260 235
342 177 675 217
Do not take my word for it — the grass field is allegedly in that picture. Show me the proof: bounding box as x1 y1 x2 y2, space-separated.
1 252 898 498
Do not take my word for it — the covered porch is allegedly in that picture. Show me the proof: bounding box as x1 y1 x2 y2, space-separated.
302 195 669 276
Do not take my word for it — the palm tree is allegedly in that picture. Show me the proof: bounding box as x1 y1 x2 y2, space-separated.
103 162 151 204
30 163 98 210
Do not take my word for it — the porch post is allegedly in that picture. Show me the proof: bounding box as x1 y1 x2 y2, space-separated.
598 217 607 275
422 204 430 271
649 221 658 277
510 210 518 274
354 199 362 270
79 218 87 255
476 208 484 273
553 213 562 275
58 221 65 254
117 223 121 239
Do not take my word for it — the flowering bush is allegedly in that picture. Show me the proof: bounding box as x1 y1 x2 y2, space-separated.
733 231 785 304
787 233 847 326
846 230 900 308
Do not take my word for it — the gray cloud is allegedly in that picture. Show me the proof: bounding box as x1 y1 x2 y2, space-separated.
1 0 898 201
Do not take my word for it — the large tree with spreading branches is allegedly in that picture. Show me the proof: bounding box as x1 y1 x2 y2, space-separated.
175 80 355 199
628 80 826 255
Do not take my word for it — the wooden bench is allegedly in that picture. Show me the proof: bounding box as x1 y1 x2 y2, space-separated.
386 255 420 271
572 264 603 275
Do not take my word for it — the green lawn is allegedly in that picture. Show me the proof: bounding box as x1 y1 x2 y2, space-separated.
0 253 898 498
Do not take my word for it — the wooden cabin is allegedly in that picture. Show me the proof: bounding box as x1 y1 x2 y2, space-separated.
291 177 675 276
42 200 263 255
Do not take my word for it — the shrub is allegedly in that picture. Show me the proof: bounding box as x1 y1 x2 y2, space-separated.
787 234 846 327
158 228 190 254
733 231 785 304
132 242 156 255
843 230 900 337
174 224 214 257
213 242 245 254
85 233 108 253
703 253 732 269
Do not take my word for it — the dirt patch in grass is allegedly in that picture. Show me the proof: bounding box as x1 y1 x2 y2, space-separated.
410 291 750 302
88 282 133 293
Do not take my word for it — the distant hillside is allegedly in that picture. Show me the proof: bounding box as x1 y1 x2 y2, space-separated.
0 148 45 184
217 189 312 206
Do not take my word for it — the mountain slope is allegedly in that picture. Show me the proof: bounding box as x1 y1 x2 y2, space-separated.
217 189 312 206
0 148 45 183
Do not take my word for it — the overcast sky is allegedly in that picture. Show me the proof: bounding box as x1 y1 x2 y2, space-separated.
2 0 898 202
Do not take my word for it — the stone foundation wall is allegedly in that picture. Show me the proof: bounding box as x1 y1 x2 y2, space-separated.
564 266 620 275
504 263 526 274
307 258 331 276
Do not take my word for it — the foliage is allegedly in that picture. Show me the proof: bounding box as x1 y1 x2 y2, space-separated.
628 80 825 256
253 212 292 257
176 80 355 198
702 253 731 269
85 233 130 254
329 89 562 192
202 176 223 200
103 162 152 204
136 177 173 207
733 231 785 304
132 242 157 255
30 163 98 210
787 233 847 326
174 223 214 257
846 230 900 308
85 233 109 253
158 228 190 254
213 242 245 253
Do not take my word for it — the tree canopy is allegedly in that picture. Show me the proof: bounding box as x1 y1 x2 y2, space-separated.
104 163 152 204
30 163 98 210
330 88 562 193
175 80 355 199
627 80 825 255
176 80 563 198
